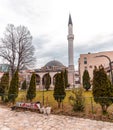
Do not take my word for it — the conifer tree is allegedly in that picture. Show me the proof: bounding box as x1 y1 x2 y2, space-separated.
0 72 9 101
69 87 85 112
8 70 19 103
53 71 66 108
26 73 36 101
93 65 113 114
82 69 91 91
64 69 68 88
44 73 51 91
21 80 27 90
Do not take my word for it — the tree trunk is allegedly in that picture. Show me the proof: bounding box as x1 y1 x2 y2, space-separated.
86 89 89 91
62 101 63 109
101 105 108 114
1 95 4 102
58 101 61 108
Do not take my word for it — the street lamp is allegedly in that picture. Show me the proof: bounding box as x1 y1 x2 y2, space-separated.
42 77 45 106
42 84 44 106
95 55 113 84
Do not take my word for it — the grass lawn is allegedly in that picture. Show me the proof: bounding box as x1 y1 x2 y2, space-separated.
16 90 113 112
17 90 73 106
17 90 94 109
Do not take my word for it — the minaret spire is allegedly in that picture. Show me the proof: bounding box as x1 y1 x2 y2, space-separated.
68 14 73 25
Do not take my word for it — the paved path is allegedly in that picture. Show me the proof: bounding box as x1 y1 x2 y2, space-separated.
0 107 113 130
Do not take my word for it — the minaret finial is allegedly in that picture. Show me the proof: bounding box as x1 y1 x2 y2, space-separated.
68 14 73 25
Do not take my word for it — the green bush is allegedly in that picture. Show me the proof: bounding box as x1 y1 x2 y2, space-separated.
69 87 85 112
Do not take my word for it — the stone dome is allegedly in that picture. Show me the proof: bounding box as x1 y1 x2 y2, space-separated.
45 60 64 67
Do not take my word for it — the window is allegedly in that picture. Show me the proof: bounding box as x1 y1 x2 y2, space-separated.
84 66 87 70
89 65 92 68
84 57 87 64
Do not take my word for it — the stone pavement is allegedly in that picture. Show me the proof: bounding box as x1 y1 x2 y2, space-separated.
0 107 113 130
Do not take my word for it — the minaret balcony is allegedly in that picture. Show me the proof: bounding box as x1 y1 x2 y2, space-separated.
67 34 74 40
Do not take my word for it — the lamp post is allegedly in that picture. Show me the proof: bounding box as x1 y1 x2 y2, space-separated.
95 55 113 84
42 77 45 106
42 84 44 106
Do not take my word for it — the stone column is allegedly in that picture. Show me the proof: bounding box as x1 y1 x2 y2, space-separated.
40 77 43 90
50 76 54 89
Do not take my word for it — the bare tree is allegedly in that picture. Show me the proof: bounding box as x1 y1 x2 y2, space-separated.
0 24 35 76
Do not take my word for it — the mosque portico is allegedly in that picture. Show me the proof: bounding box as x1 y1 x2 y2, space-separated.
35 60 67 89
35 71 60 89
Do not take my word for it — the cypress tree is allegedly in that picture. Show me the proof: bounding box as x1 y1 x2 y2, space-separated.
64 69 68 88
8 70 19 103
93 65 113 114
44 73 51 91
53 71 66 108
26 73 36 101
21 80 27 90
0 72 9 101
82 69 91 91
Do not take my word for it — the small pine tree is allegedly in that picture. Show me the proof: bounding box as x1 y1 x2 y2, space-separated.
44 73 51 91
8 70 19 103
53 71 66 108
69 87 85 112
82 70 91 91
21 80 27 90
26 73 36 101
0 72 9 101
93 65 113 114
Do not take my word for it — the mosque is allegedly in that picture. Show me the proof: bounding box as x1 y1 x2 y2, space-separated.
34 14 77 89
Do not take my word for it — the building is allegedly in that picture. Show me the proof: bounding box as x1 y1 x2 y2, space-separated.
79 51 113 84
0 64 10 72
34 14 76 89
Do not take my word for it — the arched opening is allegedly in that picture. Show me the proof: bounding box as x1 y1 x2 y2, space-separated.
36 74 40 85
53 73 59 85
42 73 51 89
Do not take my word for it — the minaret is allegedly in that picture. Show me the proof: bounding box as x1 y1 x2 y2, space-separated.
67 14 75 87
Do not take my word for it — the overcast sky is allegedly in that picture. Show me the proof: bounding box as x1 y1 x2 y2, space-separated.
0 0 113 70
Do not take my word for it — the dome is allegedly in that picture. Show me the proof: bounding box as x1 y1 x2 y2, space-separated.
45 60 64 67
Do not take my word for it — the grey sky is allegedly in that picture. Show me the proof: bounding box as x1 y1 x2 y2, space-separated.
0 0 113 70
